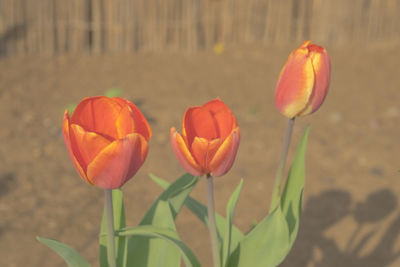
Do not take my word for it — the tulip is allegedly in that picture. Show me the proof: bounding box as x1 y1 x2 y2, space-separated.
63 96 151 189
274 40 331 118
170 99 240 177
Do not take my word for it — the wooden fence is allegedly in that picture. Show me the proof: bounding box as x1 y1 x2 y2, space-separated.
0 0 399 56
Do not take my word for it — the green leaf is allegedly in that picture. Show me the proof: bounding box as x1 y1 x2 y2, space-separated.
146 201 181 266
149 174 171 190
126 173 199 267
227 126 310 267
100 189 127 267
151 174 244 250
67 104 77 114
145 173 199 220
280 126 309 249
37 236 90 267
128 200 181 267
117 224 201 267
222 180 243 267
104 88 123 98
227 206 289 267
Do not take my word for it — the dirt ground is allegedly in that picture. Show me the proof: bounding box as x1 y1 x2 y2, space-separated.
1 43 400 267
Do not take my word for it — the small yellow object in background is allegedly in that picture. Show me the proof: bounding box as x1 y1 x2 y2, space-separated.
213 42 224 54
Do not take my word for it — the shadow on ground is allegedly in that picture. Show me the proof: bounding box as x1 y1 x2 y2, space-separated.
282 188 400 267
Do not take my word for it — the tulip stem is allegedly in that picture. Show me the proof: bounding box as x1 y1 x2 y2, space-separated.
206 174 221 267
269 117 296 213
104 189 117 267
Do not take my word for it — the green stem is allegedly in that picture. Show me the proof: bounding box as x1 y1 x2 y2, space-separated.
269 117 296 213
104 189 117 267
206 174 220 267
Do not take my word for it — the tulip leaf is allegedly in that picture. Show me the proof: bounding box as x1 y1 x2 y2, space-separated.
37 236 90 267
227 205 289 267
100 189 127 267
67 104 77 114
126 173 199 267
145 173 199 220
117 219 201 267
129 200 181 267
226 126 310 267
145 201 180 266
280 126 309 250
222 179 243 267
104 88 123 98
151 174 244 257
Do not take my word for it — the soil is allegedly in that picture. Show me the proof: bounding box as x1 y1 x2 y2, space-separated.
1 43 400 267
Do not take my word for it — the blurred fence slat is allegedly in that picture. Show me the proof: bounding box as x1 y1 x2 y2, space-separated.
0 0 399 56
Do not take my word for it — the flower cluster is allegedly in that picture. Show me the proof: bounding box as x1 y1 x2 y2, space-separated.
40 40 332 267
63 41 330 189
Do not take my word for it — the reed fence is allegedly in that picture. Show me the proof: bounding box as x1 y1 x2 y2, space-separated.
0 0 399 56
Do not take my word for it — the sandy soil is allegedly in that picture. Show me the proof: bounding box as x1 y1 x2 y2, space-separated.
1 43 400 267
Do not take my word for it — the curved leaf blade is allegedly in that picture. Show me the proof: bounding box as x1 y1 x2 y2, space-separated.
222 179 243 267
228 206 289 267
143 200 181 266
117 225 201 267
37 236 90 267
151 174 244 249
228 126 310 267
280 126 309 249
126 173 199 267
145 173 199 222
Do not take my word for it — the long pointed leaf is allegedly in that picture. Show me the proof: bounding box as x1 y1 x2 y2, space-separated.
37 237 90 267
227 126 310 267
280 126 309 249
144 200 181 266
126 173 199 267
228 205 289 267
151 174 244 248
222 180 243 267
117 225 201 267
145 173 199 221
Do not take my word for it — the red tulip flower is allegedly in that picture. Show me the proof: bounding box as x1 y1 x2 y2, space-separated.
63 96 151 189
274 41 331 118
170 99 240 177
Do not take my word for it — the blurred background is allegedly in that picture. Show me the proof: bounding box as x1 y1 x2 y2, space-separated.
0 0 399 266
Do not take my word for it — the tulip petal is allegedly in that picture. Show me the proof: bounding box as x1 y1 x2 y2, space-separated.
210 128 240 177
307 48 331 115
300 40 312 49
113 97 152 141
170 128 203 176
71 96 121 140
115 104 135 139
202 98 229 114
183 107 218 144
275 47 315 118
191 137 222 173
69 123 112 171
62 111 91 184
204 99 237 139
86 133 148 189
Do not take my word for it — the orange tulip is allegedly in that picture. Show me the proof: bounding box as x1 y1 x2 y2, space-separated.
274 40 331 118
170 99 240 177
63 96 151 189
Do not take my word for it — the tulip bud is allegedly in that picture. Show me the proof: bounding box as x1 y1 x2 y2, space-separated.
274 41 331 118
170 99 240 177
63 96 151 189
